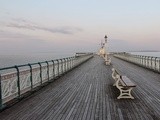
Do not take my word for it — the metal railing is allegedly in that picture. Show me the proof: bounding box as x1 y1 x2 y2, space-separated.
0 53 93 110
114 53 160 73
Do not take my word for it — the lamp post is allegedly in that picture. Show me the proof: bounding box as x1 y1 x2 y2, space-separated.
104 35 107 43
104 35 108 59
104 35 111 65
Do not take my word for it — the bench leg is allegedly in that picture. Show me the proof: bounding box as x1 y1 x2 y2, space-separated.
117 87 134 99
111 68 117 86
105 59 111 65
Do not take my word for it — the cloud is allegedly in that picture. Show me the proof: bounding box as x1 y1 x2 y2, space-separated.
12 18 30 23
6 18 83 34
0 30 32 39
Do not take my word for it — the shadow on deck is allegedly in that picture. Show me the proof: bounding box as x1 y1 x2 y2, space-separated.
0 55 160 120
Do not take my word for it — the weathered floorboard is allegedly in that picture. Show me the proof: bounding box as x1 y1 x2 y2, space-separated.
0 55 160 120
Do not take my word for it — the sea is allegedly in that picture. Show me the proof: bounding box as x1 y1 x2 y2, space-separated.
129 52 160 57
0 52 74 68
0 52 160 69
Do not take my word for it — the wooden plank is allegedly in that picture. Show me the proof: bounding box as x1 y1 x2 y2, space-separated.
121 76 136 87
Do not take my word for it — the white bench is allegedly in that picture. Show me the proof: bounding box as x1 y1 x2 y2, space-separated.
112 68 136 99
105 57 111 65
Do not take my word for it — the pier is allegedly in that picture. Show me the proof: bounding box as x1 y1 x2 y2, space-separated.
0 55 160 120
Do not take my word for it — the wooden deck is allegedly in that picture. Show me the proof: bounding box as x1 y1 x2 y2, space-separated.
0 55 160 120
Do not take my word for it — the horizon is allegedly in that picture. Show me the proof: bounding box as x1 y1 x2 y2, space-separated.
0 0 160 54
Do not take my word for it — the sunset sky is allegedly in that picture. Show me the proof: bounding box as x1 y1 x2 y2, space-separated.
0 0 160 54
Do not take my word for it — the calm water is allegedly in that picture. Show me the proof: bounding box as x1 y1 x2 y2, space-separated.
130 52 160 57
0 52 160 69
0 53 74 68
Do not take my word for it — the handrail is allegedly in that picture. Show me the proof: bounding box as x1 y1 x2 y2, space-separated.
114 53 160 73
0 53 93 110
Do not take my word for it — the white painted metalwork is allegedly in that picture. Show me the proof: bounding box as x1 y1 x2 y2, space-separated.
114 53 160 73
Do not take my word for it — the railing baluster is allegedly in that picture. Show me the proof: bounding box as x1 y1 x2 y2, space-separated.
145 56 147 68
46 61 50 82
155 57 157 71
159 59 160 72
28 64 33 90
147 56 149 68
66 58 69 71
52 60 55 79
69 57 71 69
56 60 59 77
64 58 66 73
63 59 65 73
60 59 63 75
151 57 153 70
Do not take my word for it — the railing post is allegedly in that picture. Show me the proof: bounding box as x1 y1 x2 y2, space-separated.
56 60 59 77
145 56 147 68
159 59 160 72
66 58 69 71
143 56 145 66
141 56 143 66
137 55 139 64
70 57 72 69
65 58 68 72
38 62 43 85
61 59 63 74
63 58 66 73
72 57 75 67
147 57 149 68
151 57 153 70
46 61 50 82
62 59 65 74
59 59 62 75
15 66 21 99
64 58 66 73
142 56 144 66
155 57 157 71
65 58 67 72
28 64 33 90
69 57 71 69
139 56 141 65
138 55 141 65
51 60 55 79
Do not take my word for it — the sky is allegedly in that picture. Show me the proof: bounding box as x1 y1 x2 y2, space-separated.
0 0 160 54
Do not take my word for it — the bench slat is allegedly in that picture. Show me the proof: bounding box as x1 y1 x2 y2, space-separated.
121 76 136 87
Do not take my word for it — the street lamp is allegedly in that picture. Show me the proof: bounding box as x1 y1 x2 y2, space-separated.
104 35 111 65
104 35 107 43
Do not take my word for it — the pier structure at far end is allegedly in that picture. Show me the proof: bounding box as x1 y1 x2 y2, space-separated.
98 35 111 65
